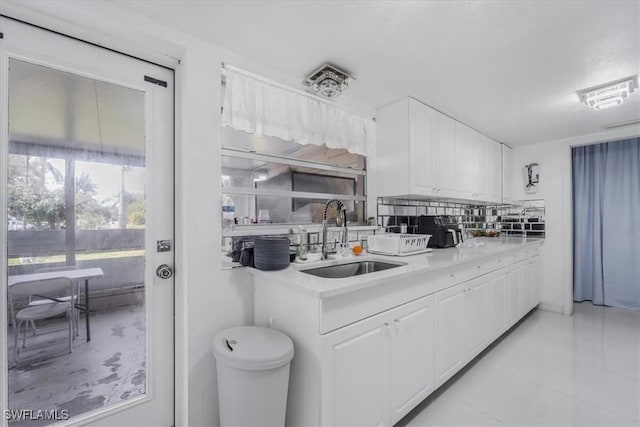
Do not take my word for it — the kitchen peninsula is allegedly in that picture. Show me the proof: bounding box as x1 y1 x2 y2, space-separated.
253 237 543 426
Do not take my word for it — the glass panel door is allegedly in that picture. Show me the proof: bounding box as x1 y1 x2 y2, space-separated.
6 57 148 425
2 17 174 426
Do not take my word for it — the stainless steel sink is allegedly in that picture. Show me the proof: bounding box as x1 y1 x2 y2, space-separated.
300 260 404 279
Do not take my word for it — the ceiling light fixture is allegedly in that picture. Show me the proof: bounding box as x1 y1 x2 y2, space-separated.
577 75 638 110
304 64 354 99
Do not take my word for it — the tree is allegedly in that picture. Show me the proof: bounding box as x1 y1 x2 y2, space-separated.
127 197 146 226
7 155 65 229
75 171 113 229
8 154 127 230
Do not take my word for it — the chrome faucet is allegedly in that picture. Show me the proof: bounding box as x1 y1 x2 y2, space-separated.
321 199 348 260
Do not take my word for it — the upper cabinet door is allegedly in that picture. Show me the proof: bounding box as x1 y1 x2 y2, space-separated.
476 136 491 200
433 112 457 196
487 138 503 203
409 99 437 192
375 97 509 203
454 122 479 198
502 145 514 203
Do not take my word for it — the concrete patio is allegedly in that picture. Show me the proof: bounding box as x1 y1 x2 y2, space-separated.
7 304 146 426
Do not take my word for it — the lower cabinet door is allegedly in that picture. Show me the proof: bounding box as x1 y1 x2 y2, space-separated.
524 255 542 310
506 266 522 325
466 277 491 358
434 282 467 387
389 295 435 424
321 311 391 427
532 255 542 306
488 273 507 340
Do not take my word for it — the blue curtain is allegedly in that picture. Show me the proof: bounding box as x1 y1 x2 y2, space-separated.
573 138 640 310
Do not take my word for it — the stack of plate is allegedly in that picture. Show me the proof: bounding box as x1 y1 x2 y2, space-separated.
253 236 291 271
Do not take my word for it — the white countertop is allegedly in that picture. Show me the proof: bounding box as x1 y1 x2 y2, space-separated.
250 237 544 298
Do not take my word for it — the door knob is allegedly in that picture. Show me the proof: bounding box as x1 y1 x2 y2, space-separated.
156 264 173 279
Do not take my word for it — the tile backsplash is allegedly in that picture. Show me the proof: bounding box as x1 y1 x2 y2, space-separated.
377 198 545 237
223 198 545 264
223 224 377 258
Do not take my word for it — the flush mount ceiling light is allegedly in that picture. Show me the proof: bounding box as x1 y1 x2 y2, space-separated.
304 64 354 99
577 75 638 110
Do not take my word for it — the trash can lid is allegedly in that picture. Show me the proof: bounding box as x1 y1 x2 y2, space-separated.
212 326 294 371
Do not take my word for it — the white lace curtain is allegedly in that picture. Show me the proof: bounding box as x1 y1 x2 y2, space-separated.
221 65 375 156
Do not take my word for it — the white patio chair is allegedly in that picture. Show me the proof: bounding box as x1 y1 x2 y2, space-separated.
9 277 74 365
30 266 80 337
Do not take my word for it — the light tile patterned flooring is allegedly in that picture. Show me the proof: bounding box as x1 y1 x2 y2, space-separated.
401 303 640 427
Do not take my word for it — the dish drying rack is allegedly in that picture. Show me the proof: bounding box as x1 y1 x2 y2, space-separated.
367 234 432 256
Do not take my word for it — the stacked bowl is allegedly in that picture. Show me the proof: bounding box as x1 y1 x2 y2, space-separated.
253 237 291 271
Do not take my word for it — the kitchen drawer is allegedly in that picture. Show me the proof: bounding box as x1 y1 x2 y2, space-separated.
525 245 541 257
507 249 528 264
320 270 449 334
449 256 505 284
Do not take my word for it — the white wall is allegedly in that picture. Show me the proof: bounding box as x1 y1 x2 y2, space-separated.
510 125 640 315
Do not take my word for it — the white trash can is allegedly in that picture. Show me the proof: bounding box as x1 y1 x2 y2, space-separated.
213 326 294 427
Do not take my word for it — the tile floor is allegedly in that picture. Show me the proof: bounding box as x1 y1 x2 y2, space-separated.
400 303 640 427
7 305 145 426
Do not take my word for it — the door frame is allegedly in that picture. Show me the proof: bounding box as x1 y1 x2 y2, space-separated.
0 15 179 426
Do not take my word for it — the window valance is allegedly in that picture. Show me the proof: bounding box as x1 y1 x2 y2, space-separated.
221 65 375 156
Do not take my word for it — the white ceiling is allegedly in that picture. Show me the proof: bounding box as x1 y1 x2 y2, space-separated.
119 0 640 146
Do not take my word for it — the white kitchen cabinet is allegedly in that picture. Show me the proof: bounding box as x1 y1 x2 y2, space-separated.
532 255 541 307
466 277 491 359
434 282 467 386
321 294 435 427
389 296 435 424
454 121 479 200
487 138 503 203
506 263 523 325
488 272 507 340
253 243 544 427
434 273 494 387
459 133 502 203
321 311 390 427
377 98 457 198
432 111 458 198
475 135 490 200
409 98 437 193
523 255 541 311
502 144 514 203
376 97 503 202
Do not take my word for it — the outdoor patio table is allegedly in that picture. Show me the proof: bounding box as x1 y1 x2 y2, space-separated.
8 267 104 342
